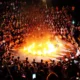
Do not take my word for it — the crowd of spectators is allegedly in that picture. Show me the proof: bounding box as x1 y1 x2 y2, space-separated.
0 1 80 80
0 52 80 80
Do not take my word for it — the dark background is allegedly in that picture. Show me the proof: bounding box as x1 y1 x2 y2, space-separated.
51 0 80 22
0 0 80 23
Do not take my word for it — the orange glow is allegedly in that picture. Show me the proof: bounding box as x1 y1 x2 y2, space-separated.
18 36 68 58
15 25 74 61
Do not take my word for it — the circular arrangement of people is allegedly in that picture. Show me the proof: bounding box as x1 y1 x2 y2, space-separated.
0 0 80 80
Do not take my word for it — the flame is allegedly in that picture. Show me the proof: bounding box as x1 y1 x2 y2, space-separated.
15 25 74 60
18 36 66 57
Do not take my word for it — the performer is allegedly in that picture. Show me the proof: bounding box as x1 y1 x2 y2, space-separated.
76 47 80 56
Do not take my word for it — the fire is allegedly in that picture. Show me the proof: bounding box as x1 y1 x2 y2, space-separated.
14 25 74 61
18 36 65 58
